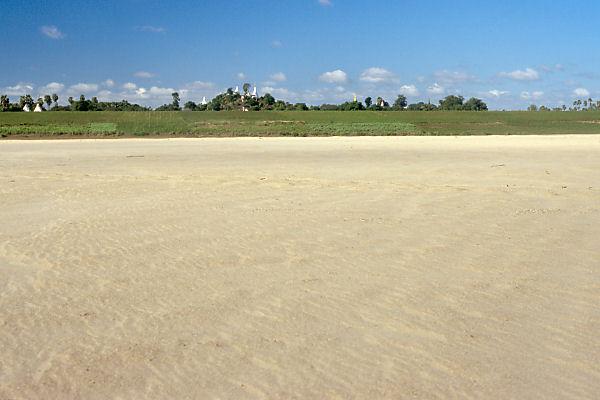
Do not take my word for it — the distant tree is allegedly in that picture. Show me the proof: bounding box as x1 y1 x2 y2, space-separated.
0 95 9 111
244 95 260 111
37 97 44 107
19 95 34 109
183 101 197 110
527 104 538 112
392 95 407 110
171 92 180 110
242 83 251 94
68 96 74 106
294 102 309 111
260 93 276 109
339 101 364 111
407 101 437 111
438 95 465 110
44 95 52 108
319 104 339 111
52 93 59 106
463 97 488 111
364 96 372 108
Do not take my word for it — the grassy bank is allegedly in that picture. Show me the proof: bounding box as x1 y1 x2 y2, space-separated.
1 111 600 138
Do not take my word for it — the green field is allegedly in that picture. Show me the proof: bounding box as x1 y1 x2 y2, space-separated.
1 111 600 138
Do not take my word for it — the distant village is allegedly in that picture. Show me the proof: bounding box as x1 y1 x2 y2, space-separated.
10 82 593 112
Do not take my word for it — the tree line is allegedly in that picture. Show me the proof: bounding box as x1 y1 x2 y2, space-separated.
1 86 488 112
0 93 150 111
527 98 600 112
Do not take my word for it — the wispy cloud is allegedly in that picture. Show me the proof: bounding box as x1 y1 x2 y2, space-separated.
573 87 590 97
237 72 246 80
2 83 34 96
433 70 475 85
68 83 99 94
270 72 287 82
181 81 214 90
398 84 419 97
539 64 564 73
319 69 348 84
135 25 166 33
271 40 283 48
487 89 509 98
134 71 155 78
318 0 332 6
499 68 540 81
40 25 65 39
39 82 65 94
427 83 445 95
520 91 544 100
360 67 397 84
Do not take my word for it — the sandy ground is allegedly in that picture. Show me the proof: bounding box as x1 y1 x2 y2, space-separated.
1 135 599 399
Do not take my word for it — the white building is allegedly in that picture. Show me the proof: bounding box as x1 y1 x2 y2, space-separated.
34 104 43 112
200 96 208 105
22 104 31 112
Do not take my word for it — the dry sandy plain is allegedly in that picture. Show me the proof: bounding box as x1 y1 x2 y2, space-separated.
1 135 599 399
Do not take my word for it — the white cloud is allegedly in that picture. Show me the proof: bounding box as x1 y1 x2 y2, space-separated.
97 90 112 98
271 40 283 48
122 82 137 90
39 82 65 94
149 86 174 96
40 25 65 39
499 68 539 81
427 83 445 95
237 72 246 80
318 0 332 5
520 91 544 100
182 81 214 90
134 71 155 78
319 69 348 84
2 83 34 96
69 83 99 93
540 64 564 73
573 87 590 97
103 79 115 88
270 72 287 82
261 86 295 99
433 70 475 84
398 84 419 97
359 67 397 84
135 25 166 33
488 89 509 98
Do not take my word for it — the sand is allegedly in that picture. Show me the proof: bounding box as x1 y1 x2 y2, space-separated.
1 135 599 399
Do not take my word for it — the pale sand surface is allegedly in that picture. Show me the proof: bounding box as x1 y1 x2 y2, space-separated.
1 135 599 399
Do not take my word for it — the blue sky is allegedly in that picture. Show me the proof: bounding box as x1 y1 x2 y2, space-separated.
2 0 600 109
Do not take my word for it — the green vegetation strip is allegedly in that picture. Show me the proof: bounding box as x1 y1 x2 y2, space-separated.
1 111 600 138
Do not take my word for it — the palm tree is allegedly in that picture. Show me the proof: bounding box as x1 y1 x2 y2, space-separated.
0 95 9 111
171 92 180 109
44 95 52 108
52 93 59 106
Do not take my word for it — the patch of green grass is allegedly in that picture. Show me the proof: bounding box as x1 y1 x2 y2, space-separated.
1 110 600 138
